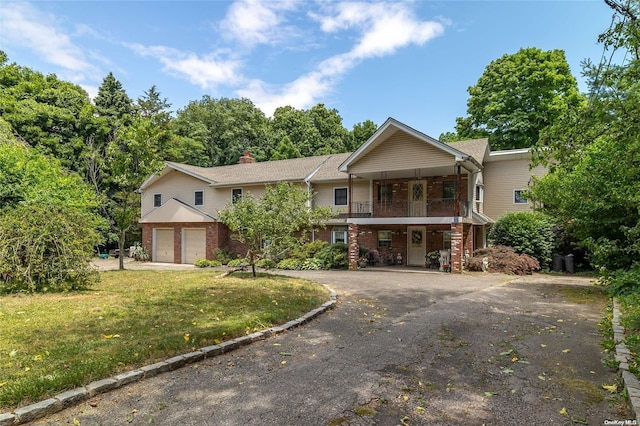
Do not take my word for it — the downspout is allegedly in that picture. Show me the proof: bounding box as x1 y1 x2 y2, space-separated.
304 177 315 241
348 173 353 218
455 163 462 218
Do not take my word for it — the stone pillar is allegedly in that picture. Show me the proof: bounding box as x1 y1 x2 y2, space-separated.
348 223 360 270
450 222 464 273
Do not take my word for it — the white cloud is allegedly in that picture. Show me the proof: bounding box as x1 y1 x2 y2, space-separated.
242 2 446 116
220 0 299 47
0 2 99 76
127 43 243 90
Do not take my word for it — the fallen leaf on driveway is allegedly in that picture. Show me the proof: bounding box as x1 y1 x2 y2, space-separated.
560 407 567 416
602 384 617 392
562 349 571 353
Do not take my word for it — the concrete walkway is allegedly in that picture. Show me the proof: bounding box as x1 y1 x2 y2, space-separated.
33 270 629 425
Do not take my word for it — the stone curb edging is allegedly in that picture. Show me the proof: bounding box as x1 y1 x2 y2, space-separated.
0 288 337 426
613 299 640 423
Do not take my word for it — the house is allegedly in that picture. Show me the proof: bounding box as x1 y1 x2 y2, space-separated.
139 118 545 272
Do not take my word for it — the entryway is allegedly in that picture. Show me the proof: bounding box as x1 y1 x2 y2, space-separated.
407 226 426 266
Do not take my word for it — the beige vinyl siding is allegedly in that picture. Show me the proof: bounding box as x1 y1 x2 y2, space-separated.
210 183 307 213
483 160 546 220
349 133 454 174
142 171 212 217
313 180 369 213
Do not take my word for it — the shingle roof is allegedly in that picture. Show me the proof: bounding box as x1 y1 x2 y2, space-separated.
152 136 491 190
166 155 332 187
308 152 352 182
446 138 490 165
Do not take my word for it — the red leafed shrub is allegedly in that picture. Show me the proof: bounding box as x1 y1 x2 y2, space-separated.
467 246 540 275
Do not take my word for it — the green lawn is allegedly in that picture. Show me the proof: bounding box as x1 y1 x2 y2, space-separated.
0 270 330 409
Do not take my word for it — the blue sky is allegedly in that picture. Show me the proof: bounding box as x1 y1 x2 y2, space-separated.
0 1 614 137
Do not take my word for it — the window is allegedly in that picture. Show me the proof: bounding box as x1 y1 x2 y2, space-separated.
475 185 484 202
331 227 348 244
153 193 162 207
443 231 451 250
232 188 243 204
334 187 348 206
194 190 204 206
377 183 393 204
514 189 528 204
378 230 392 248
443 181 456 200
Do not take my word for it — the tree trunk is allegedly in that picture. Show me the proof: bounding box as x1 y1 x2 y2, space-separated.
118 231 126 270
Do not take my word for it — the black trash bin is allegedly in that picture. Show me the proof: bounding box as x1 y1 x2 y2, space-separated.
552 255 564 272
565 254 575 274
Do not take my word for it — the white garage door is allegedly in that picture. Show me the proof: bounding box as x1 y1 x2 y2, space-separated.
183 229 206 264
154 229 174 263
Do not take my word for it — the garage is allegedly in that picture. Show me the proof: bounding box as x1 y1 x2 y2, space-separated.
154 228 174 263
183 228 207 264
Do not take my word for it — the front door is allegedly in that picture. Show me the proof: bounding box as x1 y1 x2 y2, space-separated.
408 180 427 217
407 226 426 266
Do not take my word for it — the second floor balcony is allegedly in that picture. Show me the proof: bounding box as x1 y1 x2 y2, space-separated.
344 198 471 219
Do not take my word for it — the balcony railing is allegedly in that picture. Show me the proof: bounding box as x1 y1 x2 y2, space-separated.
346 199 471 218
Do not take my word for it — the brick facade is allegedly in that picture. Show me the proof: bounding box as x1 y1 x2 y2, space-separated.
372 176 469 218
141 222 229 263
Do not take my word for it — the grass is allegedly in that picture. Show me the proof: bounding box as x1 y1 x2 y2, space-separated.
0 269 330 409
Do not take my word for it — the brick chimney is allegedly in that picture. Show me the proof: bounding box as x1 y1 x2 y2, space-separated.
238 150 256 164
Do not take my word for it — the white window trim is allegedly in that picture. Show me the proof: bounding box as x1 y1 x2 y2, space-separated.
153 193 162 208
513 189 529 204
194 190 204 206
333 187 348 207
475 185 484 202
331 227 348 244
231 188 243 203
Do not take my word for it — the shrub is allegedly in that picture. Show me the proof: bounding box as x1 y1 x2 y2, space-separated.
314 243 348 270
302 258 322 270
277 258 305 270
130 242 150 262
194 259 223 268
0 203 100 293
290 240 329 260
604 263 640 296
212 248 235 265
488 211 556 267
227 258 248 268
467 246 540 275
256 258 277 269
194 259 211 268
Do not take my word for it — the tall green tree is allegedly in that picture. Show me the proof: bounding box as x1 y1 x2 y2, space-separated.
308 104 349 154
94 72 133 128
455 47 584 150
531 0 640 272
270 106 322 158
349 120 378 150
0 52 106 174
173 97 270 166
270 135 302 160
219 183 333 277
107 117 164 270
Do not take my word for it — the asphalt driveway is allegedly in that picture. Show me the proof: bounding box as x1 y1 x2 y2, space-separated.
35 269 629 425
